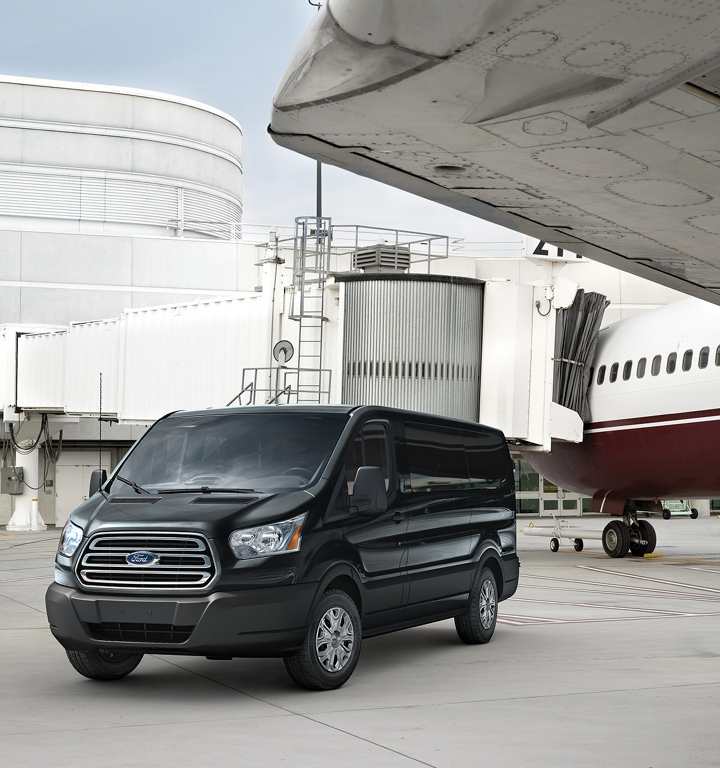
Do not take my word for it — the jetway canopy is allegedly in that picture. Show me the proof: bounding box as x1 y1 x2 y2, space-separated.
271 0 720 305
0 255 602 450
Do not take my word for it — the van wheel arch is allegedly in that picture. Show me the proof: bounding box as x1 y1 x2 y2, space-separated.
477 552 504 599
314 565 364 616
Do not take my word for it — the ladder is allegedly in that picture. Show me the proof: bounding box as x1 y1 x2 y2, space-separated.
290 216 332 404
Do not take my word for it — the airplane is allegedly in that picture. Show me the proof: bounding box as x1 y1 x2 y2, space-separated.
270 1 720 559
529 297 720 557
270 0 720 306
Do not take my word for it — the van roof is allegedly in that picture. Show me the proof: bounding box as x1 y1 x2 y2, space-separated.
168 404 505 437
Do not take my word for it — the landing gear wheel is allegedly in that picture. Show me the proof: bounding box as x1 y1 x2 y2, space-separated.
662 508 671 520
284 589 361 690
550 538 560 553
65 648 143 680
691 508 699 519
573 538 584 552
638 519 656 554
602 521 629 558
455 567 498 644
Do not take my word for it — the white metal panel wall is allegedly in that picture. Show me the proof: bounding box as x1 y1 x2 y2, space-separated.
118 296 271 421
0 327 18 411
0 169 242 238
64 320 120 415
16 330 66 410
341 277 483 420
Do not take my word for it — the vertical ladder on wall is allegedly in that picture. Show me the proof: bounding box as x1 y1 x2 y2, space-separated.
290 216 332 404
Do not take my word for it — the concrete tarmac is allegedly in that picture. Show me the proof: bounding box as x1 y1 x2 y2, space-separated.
2 518 720 767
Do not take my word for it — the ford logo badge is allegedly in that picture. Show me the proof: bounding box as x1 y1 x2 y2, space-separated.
126 550 160 566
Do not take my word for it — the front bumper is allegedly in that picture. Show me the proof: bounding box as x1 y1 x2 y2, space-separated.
46 582 316 657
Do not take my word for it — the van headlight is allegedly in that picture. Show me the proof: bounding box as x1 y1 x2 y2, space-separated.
228 514 306 560
58 520 84 557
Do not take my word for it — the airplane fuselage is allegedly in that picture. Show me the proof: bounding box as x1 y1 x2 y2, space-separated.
529 298 720 513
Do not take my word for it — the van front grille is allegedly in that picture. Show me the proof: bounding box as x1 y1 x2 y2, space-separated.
76 531 216 592
87 622 194 644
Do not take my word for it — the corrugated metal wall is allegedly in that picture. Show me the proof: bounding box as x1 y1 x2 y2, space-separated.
0 169 242 238
342 277 483 420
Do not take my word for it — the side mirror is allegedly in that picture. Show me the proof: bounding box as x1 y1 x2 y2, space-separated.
89 468 107 497
350 466 387 516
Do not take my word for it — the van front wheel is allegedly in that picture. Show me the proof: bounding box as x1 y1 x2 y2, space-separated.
66 648 143 680
455 567 498 644
284 589 362 690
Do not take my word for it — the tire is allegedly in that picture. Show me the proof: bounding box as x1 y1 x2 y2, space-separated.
602 521 629 558
550 537 559 553
284 589 361 691
663 509 671 520
638 519 656 554
455 567 498 645
574 538 584 552
65 648 143 681
691 508 699 519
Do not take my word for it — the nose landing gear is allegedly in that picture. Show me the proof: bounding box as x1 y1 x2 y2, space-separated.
602 512 656 558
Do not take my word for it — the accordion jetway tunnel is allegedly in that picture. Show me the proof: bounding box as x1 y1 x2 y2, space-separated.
0 217 606 530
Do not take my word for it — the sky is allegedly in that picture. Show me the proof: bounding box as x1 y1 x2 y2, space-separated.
0 0 519 246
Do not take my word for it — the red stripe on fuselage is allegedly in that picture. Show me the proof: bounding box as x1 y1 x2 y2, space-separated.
529 414 720 500
586 407 720 431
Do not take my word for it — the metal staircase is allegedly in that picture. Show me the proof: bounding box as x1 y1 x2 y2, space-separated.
290 216 333 404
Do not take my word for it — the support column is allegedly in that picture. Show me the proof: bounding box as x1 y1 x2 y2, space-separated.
6 446 46 532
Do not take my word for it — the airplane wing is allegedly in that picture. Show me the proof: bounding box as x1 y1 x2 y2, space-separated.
270 0 720 304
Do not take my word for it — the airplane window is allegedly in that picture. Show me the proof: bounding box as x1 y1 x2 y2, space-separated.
699 346 709 369
651 355 661 376
637 358 646 378
622 360 632 380
609 362 618 382
596 365 606 385
715 345 720 366
682 349 693 371
588 366 594 385
666 352 677 374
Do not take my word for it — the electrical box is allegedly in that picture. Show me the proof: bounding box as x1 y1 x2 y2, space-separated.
1 466 24 495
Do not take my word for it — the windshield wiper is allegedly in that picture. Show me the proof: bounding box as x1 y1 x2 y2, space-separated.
157 487 256 495
115 474 156 496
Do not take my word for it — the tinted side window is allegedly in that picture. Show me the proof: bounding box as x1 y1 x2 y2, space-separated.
637 358 646 378
341 423 389 496
466 430 508 491
666 352 677 374
651 355 662 376
401 424 467 493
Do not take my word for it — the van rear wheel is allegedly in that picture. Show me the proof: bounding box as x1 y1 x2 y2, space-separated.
66 648 143 680
455 567 497 644
284 589 362 690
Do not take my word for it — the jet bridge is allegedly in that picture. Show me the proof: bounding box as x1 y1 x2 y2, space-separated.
0 220 606 451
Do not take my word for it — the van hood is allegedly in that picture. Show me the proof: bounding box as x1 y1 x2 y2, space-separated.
71 489 316 540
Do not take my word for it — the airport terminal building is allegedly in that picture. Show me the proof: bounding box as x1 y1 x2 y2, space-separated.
0 75 708 529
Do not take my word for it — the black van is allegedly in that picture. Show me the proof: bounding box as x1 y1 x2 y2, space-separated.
46 405 519 690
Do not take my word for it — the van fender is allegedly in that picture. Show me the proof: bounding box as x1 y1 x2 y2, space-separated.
472 541 505 595
310 562 365 616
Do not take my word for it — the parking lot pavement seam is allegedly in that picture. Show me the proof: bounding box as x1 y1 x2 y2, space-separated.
0 590 45 614
156 656 440 768
312 679 720 716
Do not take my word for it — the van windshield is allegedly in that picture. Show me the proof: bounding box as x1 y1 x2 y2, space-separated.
110 412 348 494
